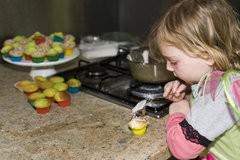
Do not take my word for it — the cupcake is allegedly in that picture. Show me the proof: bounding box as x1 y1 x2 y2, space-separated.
47 48 59 61
43 88 58 103
34 75 48 83
52 43 64 59
49 76 65 83
1 45 12 57
63 34 76 57
51 32 64 43
15 80 34 92
38 81 53 90
54 91 71 107
128 117 148 136
27 92 45 106
21 83 39 95
67 78 81 94
32 50 45 63
8 47 23 62
3 39 14 46
53 82 68 92
24 43 37 61
33 98 51 114
13 36 26 43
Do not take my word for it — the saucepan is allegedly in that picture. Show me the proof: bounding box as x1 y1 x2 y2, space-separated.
127 48 174 84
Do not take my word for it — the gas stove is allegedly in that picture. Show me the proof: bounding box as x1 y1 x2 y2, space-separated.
57 54 170 118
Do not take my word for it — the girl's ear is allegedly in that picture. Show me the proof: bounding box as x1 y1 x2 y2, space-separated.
205 57 215 66
201 52 214 66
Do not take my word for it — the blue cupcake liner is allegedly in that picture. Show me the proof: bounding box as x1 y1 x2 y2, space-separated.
59 52 65 59
53 36 64 43
68 87 80 94
10 56 22 62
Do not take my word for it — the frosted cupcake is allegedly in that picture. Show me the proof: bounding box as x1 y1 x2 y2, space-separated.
53 82 68 92
33 98 51 114
1 45 12 57
54 91 71 107
15 80 34 92
32 50 45 63
67 78 81 94
49 76 65 84
52 43 64 59
128 117 148 136
63 34 76 57
47 48 59 61
21 83 39 96
38 81 53 90
27 92 45 107
24 45 37 61
43 88 58 103
34 75 47 83
51 32 64 43
9 47 23 62
13 36 26 43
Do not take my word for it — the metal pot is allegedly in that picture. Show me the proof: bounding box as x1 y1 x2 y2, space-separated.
127 48 174 84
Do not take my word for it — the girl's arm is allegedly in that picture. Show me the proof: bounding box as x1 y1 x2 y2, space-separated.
166 101 206 159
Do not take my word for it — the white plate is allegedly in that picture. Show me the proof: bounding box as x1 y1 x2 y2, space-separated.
2 48 80 78
2 48 80 67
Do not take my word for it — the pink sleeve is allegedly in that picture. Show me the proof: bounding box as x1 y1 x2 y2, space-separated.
166 113 205 159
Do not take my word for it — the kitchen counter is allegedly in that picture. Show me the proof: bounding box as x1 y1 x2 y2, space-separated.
0 59 171 160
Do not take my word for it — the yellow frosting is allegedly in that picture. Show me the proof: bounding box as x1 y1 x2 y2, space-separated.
28 92 45 101
49 76 65 83
34 98 50 108
43 88 58 97
53 82 68 91
67 79 81 87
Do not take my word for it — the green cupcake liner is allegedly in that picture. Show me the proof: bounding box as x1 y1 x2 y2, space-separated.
47 55 59 61
32 57 45 63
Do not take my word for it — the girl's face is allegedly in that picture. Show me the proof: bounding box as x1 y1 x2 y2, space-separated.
160 43 214 84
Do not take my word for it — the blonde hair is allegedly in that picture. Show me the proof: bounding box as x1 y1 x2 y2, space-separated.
149 0 240 70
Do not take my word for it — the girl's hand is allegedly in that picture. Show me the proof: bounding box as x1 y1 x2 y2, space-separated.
163 80 187 102
169 100 190 115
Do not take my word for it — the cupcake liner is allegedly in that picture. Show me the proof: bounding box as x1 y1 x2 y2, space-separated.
46 97 54 103
58 52 64 59
36 107 50 114
24 55 32 61
32 57 45 63
68 87 80 94
57 100 71 107
64 48 73 57
53 36 64 43
131 126 147 136
10 56 22 62
1 52 9 58
47 55 59 61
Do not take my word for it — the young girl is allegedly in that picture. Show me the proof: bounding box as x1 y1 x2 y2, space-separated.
149 0 240 159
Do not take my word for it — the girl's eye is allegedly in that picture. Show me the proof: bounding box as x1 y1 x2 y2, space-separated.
170 61 177 65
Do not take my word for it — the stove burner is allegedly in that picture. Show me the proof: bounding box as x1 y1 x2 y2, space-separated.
130 82 164 100
87 66 107 77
